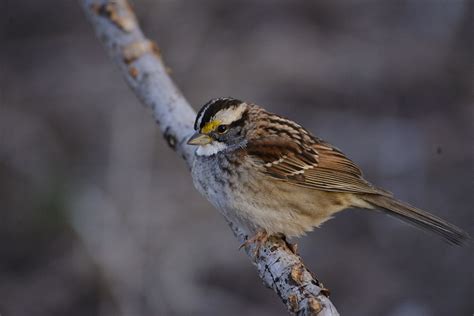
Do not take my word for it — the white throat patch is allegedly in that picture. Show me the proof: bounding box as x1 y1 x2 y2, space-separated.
196 141 227 156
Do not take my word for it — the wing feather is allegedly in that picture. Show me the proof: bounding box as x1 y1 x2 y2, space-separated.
247 134 391 196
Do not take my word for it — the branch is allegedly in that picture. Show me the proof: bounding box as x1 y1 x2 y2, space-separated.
80 1 339 315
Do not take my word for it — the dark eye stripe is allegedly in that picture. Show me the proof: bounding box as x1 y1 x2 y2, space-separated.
228 110 248 128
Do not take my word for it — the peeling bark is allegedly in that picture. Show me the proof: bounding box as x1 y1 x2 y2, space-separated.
80 0 339 314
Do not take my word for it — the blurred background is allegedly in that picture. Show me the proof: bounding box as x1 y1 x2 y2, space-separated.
1 0 472 315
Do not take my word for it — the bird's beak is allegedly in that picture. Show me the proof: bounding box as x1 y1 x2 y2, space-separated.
187 132 212 145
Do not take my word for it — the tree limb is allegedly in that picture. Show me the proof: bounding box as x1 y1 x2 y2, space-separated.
80 1 339 314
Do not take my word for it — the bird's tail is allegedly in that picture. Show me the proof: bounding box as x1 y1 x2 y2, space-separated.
362 194 470 246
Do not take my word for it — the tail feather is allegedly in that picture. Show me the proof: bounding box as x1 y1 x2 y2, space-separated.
362 195 470 246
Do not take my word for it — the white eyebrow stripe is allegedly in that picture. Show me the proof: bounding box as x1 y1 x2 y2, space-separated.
214 104 246 125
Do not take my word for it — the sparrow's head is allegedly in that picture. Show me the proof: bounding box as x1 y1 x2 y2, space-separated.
187 97 250 156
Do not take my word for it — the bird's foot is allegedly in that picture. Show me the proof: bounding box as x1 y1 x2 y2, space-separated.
285 238 298 255
239 230 269 257
275 233 298 255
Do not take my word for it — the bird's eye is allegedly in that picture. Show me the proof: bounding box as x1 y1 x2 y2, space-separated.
217 125 228 134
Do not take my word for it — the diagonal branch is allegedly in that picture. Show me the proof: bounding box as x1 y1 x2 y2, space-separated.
80 1 339 314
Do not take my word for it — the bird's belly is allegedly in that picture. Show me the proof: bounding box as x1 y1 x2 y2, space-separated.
192 155 350 237
229 180 351 237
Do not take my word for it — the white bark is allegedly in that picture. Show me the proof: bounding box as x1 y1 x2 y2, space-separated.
80 1 339 314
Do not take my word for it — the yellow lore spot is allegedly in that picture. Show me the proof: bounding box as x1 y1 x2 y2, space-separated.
201 120 221 134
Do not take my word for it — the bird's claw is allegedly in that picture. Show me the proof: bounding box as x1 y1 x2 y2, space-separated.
239 230 269 257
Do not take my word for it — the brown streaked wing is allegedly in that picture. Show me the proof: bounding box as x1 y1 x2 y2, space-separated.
247 135 391 196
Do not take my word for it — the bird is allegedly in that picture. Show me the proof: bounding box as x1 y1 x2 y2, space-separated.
187 97 469 251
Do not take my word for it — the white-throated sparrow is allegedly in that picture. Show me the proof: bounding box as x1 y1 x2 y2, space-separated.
188 97 469 247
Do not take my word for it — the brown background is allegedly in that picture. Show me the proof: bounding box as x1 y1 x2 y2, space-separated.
1 1 472 315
